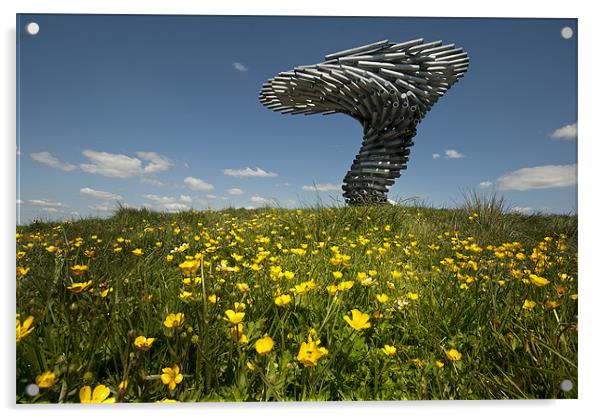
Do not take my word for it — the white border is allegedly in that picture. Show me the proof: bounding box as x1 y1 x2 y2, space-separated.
3 1 599 417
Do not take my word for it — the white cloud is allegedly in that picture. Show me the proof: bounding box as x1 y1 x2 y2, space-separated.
227 188 245 195
28 199 63 207
445 150 464 159
184 176 214 191
497 164 577 191
302 183 341 192
80 187 122 201
89 203 113 212
233 62 248 72
141 178 167 187
551 122 577 140
179 195 193 203
223 167 278 178
42 207 60 213
479 181 493 189
432 153 441 160
80 150 172 178
251 195 275 205
142 194 191 212
206 194 217 199
31 152 77 171
163 203 190 212
510 206 533 215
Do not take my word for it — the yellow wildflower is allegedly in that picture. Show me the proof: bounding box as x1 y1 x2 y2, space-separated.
161 364 183 391
163 313 185 328
224 309 245 325
132 248 143 256
35 371 56 388
254 335 274 356
79 384 115 403
67 280 93 293
275 294 292 306
297 335 328 367
16 266 30 277
179 259 200 276
406 292 419 300
529 274 550 287
522 299 537 310
134 336 156 351
381 345 397 356
343 309 371 331
376 294 389 303
446 348 462 362
70 265 88 276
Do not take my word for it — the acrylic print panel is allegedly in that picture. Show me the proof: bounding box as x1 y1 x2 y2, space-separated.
16 14 577 402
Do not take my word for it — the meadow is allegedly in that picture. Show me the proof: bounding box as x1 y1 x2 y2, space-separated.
15 200 578 402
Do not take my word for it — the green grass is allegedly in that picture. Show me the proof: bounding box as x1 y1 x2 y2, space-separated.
16 203 578 402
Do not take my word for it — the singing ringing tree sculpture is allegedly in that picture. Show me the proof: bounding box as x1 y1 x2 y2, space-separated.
259 38 469 205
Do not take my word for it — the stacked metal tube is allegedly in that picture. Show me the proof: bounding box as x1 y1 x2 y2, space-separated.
259 38 469 205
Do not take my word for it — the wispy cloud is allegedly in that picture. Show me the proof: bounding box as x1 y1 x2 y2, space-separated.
479 181 493 189
31 152 77 171
141 178 167 187
497 164 577 191
302 183 341 192
233 62 248 72
432 153 441 160
88 203 113 212
28 199 63 207
510 206 533 215
551 122 577 140
42 207 61 213
142 194 191 212
179 195 193 203
227 188 245 195
80 187 122 201
184 176 214 191
250 195 275 205
80 150 172 178
445 150 464 159
223 167 278 178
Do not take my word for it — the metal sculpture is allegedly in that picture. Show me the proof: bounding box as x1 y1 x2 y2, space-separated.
259 38 469 205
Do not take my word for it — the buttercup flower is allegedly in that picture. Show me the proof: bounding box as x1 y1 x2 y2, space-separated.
529 274 550 287
178 259 200 276
297 335 328 367
275 294 292 306
67 280 93 293
224 309 245 325
161 364 183 391
446 348 462 362
132 248 143 256
16 314 34 342
163 313 185 328
35 371 56 388
134 336 156 351
79 384 116 403
254 335 274 356
70 265 88 276
522 299 537 310
343 309 371 331
381 345 397 356
376 294 389 303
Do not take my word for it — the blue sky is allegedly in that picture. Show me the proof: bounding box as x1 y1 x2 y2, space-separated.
16 14 577 224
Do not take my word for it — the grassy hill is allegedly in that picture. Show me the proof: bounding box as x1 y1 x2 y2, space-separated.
16 203 578 402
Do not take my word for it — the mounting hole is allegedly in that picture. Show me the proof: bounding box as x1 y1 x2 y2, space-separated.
560 379 573 392
561 27 573 39
25 383 39 396
26 22 40 35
